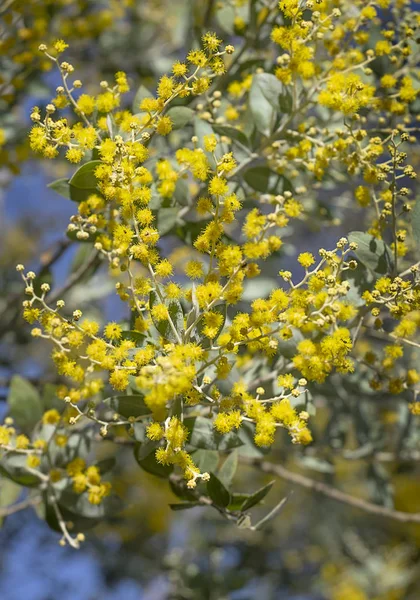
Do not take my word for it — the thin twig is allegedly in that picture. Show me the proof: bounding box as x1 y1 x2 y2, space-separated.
0 495 42 518
243 457 420 524
48 248 101 304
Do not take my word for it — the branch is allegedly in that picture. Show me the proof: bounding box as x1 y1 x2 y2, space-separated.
48 248 101 304
0 495 42 518
243 457 420 524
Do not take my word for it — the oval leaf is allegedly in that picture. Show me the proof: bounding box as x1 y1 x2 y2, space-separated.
104 394 150 418
348 231 394 275
249 73 283 136
7 375 43 432
134 444 173 478
166 106 195 130
69 160 102 190
207 473 231 507
241 480 275 512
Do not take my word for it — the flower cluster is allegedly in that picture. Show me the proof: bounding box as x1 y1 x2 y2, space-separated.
2 0 420 549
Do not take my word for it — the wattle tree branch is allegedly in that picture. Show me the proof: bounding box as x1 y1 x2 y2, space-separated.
242 457 420 524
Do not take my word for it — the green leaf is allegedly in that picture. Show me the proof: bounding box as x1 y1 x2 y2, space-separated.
64 160 102 203
69 160 102 190
134 444 173 478
121 330 146 345
212 124 250 148
169 502 202 511
41 383 62 412
217 450 238 487
132 85 154 114
132 422 146 442
149 290 184 342
192 449 219 474
104 394 151 418
244 166 272 193
169 478 197 502
96 457 116 475
228 493 252 511
166 106 195 129
157 207 179 236
348 231 394 275
207 473 231 507
194 116 214 144
48 178 71 199
70 185 99 203
134 438 158 460
249 73 283 136
255 73 285 109
215 4 235 34
241 480 275 512
174 177 190 207
0 452 40 487
44 497 101 534
185 416 244 451
7 375 43 431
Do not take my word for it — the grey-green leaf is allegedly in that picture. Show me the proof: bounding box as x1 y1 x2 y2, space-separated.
0 452 40 487
166 106 195 130
217 450 238 487
7 375 43 431
212 124 250 148
193 449 219 474
207 473 231 507
348 231 394 275
69 160 101 189
169 502 202 511
244 166 272 193
249 73 283 136
104 394 150 418
48 178 71 199
241 480 275 512
134 444 173 478
157 207 179 236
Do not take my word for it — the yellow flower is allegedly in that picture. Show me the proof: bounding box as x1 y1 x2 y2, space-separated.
298 252 315 268
185 260 204 279
104 322 122 341
151 303 169 321
76 94 95 115
42 409 61 425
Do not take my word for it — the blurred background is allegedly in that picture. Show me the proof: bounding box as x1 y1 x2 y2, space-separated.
1 1 420 599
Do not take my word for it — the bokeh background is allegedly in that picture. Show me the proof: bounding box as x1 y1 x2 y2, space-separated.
1 1 420 599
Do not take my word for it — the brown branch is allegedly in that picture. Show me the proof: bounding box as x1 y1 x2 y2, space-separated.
48 248 101 304
242 457 420 524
